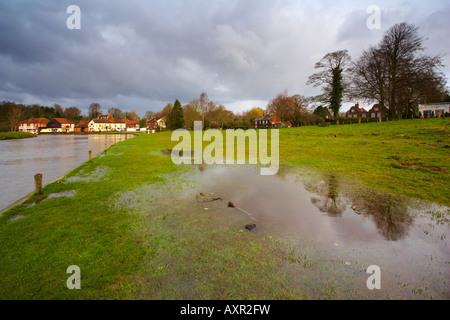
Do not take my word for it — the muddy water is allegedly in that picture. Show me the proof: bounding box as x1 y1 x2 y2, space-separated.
178 165 449 299
0 134 133 211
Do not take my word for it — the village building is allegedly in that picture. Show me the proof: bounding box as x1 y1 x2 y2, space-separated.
88 118 126 132
123 119 140 131
41 118 75 133
346 103 369 118
74 120 89 132
254 112 288 128
418 102 450 118
367 104 383 118
18 118 50 134
146 115 166 131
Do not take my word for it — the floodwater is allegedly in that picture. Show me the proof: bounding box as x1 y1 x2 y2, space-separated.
0 134 133 211
139 160 449 298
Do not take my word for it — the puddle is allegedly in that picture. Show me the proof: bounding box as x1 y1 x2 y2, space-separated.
115 164 450 299
9 215 25 222
47 190 77 199
65 166 110 183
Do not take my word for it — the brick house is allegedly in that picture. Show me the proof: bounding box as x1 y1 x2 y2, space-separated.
254 111 283 128
18 118 50 134
346 103 368 118
367 104 383 118
74 120 89 132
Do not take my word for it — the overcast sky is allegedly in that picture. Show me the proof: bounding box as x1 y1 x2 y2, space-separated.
0 0 449 116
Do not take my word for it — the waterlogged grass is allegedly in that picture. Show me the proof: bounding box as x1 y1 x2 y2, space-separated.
0 118 448 299
0 131 36 140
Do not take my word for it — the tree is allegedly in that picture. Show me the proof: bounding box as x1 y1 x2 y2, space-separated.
307 50 352 118
183 100 201 130
7 103 24 131
63 106 82 121
350 22 446 118
199 92 209 129
89 103 102 119
108 107 124 119
168 99 184 130
53 104 64 118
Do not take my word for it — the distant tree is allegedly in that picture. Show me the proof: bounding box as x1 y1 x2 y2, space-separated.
63 106 82 121
7 103 24 131
183 100 201 130
313 105 332 119
349 22 446 118
144 110 155 120
53 104 64 118
126 109 140 121
88 103 102 119
200 92 209 129
307 50 352 118
168 99 184 130
107 107 124 119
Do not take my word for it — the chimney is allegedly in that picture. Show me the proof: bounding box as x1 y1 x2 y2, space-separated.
154 114 157 121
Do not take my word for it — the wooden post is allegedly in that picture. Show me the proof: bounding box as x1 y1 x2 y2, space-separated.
379 116 382 122
89 150 92 161
34 173 43 195
438 110 441 118
337 120 339 125
359 117 361 124
104 143 107 152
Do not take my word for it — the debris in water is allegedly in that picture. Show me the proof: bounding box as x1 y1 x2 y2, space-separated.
227 201 235 208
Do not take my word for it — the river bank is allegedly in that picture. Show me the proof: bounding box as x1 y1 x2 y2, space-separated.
0 132 36 140
0 118 448 299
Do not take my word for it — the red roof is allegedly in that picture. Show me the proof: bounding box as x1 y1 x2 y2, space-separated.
54 118 74 124
19 118 50 124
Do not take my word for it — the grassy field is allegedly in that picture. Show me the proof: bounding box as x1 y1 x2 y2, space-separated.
0 118 448 299
0 132 36 140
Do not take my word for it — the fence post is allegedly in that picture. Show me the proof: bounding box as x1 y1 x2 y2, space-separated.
89 150 92 161
34 173 43 195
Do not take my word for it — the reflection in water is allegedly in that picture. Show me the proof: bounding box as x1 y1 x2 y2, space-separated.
307 174 347 216
306 173 414 241
349 190 413 241
0 134 133 211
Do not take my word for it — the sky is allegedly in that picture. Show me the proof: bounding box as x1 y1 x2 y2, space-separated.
0 0 449 117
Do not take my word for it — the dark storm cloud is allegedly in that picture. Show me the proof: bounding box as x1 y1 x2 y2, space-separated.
0 0 448 115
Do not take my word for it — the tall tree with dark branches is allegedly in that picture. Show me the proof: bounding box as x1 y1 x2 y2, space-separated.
350 22 446 118
307 50 352 118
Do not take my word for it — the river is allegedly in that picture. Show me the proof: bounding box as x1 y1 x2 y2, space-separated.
0 134 134 212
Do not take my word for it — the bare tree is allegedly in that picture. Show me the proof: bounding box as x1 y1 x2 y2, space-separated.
88 103 102 119
63 106 82 121
350 22 446 118
7 103 24 131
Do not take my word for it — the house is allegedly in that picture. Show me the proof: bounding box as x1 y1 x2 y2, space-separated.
367 104 383 118
346 103 368 118
146 115 166 131
18 118 50 134
88 118 126 132
254 111 283 128
74 121 89 132
123 119 140 131
418 102 450 118
41 118 75 133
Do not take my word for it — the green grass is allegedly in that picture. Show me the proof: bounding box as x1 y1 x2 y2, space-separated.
0 132 36 140
0 118 448 299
